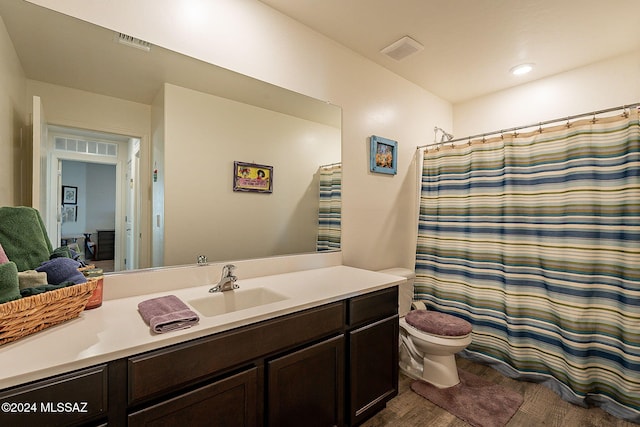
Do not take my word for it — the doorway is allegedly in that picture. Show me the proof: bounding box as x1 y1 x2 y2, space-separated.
46 126 141 272
60 160 116 270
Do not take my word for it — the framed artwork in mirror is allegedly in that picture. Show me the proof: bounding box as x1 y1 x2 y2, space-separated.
370 135 398 175
233 161 273 193
62 185 78 204
61 205 77 222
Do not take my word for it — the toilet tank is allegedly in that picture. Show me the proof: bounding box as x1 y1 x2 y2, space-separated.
378 268 415 317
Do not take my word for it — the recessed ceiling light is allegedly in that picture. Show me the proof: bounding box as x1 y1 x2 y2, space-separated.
510 63 534 76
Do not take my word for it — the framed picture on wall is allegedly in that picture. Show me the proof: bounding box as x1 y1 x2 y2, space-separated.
62 185 78 204
61 205 77 223
370 135 398 175
233 161 273 193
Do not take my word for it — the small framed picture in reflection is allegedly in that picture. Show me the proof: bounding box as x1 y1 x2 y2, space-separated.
61 205 77 223
233 161 273 193
370 135 398 175
62 185 78 204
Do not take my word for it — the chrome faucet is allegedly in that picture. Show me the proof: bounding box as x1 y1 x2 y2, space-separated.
209 264 239 293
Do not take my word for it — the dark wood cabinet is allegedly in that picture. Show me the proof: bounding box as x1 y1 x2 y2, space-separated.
348 316 398 426
268 335 344 427
348 287 398 328
347 286 399 426
0 286 398 426
127 302 343 406
94 229 114 261
128 367 260 427
0 364 108 427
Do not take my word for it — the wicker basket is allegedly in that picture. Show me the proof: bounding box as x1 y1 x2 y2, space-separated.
0 278 99 346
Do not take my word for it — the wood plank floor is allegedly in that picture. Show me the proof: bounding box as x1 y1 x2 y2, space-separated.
362 357 637 427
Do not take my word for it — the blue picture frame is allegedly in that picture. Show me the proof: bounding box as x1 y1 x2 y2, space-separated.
369 135 398 175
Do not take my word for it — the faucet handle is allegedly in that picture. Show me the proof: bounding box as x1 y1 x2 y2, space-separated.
197 255 208 266
223 264 236 275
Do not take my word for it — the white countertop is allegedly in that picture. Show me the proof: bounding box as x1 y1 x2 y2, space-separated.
0 265 405 390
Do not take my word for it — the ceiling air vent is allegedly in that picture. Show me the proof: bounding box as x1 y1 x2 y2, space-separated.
115 32 152 52
380 36 423 61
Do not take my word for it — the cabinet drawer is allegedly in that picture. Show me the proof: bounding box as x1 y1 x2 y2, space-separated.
348 286 398 328
128 302 344 404
0 364 108 427
129 367 259 427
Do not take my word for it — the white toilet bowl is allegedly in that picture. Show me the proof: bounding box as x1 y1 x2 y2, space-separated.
399 316 471 388
378 268 473 389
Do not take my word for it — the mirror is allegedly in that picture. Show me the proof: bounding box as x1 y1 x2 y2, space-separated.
0 0 341 272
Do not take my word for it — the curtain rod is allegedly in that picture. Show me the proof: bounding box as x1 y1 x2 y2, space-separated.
319 161 342 168
417 103 639 150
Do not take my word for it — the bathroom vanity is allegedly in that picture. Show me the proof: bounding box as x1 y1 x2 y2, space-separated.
0 265 403 426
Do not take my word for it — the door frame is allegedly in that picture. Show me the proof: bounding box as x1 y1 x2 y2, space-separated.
46 127 136 271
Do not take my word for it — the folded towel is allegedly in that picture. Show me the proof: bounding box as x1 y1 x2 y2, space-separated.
0 207 53 272
35 258 86 285
50 246 72 259
18 270 49 290
20 281 74 297
138 295 199 333
69 247 84 264
0 243 9 264
0 261 21 304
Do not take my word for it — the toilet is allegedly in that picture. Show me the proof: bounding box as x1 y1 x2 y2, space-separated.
379 268 473 388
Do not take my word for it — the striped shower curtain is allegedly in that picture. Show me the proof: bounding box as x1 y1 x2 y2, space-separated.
414 109 639 422
316 164 341 251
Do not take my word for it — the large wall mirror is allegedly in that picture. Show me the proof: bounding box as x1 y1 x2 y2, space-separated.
0 0 341 273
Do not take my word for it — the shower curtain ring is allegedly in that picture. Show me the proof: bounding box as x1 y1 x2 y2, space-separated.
468 137 472 146
565 118 571 128
538 123 543 133
592 113 597 124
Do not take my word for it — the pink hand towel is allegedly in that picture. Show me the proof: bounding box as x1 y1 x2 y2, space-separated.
138 295 199 333
0 243 9 264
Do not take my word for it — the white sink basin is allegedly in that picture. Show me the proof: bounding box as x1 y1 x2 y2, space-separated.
189 287 289 317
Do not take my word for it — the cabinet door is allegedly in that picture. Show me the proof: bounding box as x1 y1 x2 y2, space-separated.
349 315 398 426
128 367 260 427
268 335 344 427
0 364 108 427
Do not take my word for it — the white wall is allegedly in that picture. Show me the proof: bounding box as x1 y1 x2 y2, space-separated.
28 0 452 271
0 15 27 206
453 51 640 138
161 83 341 266
60 161 116 238
86 163 116 231
25 81 152 139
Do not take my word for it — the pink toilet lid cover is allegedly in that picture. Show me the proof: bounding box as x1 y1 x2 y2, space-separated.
405 310 472 337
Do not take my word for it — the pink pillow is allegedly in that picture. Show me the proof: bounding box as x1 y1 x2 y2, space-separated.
0 243 9 264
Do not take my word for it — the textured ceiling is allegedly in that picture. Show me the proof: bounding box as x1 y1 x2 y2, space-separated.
259 0 640 103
